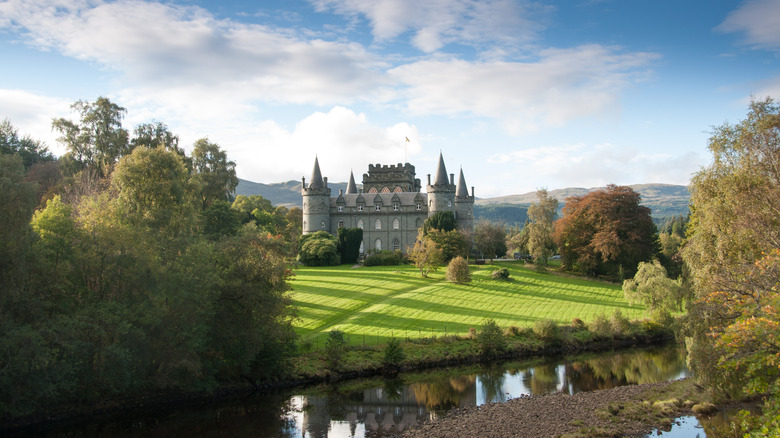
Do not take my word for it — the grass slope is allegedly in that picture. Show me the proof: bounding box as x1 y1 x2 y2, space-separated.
290 262 644 346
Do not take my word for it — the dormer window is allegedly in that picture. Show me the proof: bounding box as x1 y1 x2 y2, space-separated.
447 200 452 207
416 203 422 210
338 205 343 212
375 204 381 211
393 204 399 211
358 205 363 211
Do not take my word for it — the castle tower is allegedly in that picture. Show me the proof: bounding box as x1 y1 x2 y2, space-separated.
455 167 475 231
346 171 358 194
301 157 331 234
426 153 456 217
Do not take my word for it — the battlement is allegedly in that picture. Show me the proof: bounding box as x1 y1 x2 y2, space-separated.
363 162 421 193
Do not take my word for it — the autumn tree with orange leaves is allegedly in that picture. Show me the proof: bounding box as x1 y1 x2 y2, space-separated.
682 97 780 435
553 185 658 280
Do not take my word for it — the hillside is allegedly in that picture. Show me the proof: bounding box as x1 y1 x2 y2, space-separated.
236 179 690 221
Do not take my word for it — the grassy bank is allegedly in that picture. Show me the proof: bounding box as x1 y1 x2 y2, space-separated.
289 261 645 349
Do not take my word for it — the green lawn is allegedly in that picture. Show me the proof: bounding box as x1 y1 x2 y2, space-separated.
289 261 645 346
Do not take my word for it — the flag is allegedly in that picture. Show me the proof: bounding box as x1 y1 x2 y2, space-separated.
405 136 410 142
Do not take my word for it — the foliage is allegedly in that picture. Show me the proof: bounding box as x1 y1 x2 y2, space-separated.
337 227 363 264
554 184 658 280
423 210 457 234
298 231 341 266
363 250 404 266
526 189 559 269
491 267 510 280
477 319 506 356
202 199 241 238
610 309 631 335
325 330 348 371
427 228 469 261
407 230 443 277
446 256 471 284
0 119 54 169
473 220 507 260
383 338 405 367
681 98 780 416
590 313 612 337
474 203 528 228
191 138 238 210
52 97 130 177
532 319 560 342
622 260 687 313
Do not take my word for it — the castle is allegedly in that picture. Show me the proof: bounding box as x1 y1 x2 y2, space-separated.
302 153 475 255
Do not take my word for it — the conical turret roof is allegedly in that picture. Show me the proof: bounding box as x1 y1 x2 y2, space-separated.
456 168 469 197
309 156 324 189
346 171 357 194
433 152 449 186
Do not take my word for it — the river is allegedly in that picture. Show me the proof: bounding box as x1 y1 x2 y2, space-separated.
20 344 695 437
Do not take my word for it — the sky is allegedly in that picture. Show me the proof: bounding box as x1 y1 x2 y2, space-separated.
1 0 779 198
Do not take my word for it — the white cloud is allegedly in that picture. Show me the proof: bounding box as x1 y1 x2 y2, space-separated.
390 45 659 134
718 0 780 50
309 0 549 52
487 142 700 191
0 89 71 154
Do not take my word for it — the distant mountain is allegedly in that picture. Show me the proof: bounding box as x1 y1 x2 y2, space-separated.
236 179 690 222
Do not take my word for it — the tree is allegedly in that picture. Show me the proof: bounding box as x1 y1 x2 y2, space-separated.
681 98 780 432
446 256 471 284
473 220 507 261
191 138 238 210
0 119 54 169
337 227 363 265
131 122 184 157
407 229 443 277
477 319 506 356
423 210 457 234
0 154 36 295
526 189 558 269
298 231 340 266
553 185 658 279
622 260 686 313
52 97 129 176
427 228 469 261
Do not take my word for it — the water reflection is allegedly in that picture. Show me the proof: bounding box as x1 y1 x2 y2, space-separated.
289 345 688 437
20 345 688 438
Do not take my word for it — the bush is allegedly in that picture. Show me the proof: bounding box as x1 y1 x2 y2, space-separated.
590 313 612 337
571 318 586 330
325 330 347 371
506 325 521 336
491 267 510 280
383 338 405 367
477 319 506 356
363 250 405 266
533 319 560 342
611 309 631 335
446 256 471 284
298 231 341 266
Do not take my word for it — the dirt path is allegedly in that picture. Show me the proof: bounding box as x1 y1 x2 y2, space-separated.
402 380 679 438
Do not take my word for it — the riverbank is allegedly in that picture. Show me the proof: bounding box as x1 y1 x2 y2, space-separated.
402 378 724 438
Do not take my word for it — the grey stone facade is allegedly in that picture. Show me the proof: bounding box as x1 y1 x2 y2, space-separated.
302 154 475 255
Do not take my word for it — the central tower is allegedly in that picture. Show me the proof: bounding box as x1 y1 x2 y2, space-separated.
426 152 456 216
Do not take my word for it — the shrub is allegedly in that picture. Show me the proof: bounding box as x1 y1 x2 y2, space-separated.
533 319 560 342
363 250 405 266
571 318 586 330
611 309 631 335
383 338 405 367
590 313 612 337
468 327 477 339
324 330 348 371
298 231 341 266
446 256 471 284
491 267 510 280
506 325 521 337
477 319 506 356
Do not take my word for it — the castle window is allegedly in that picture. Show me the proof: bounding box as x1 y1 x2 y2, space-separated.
392 218 399 230
416 203 421 210
448 200 452 207
375 239 382 252
338 205 343 212
358 205 363 211
393 204 399 211
375 219 382 230
392 238 400 251
375 204 381 211
359 241 365 254
338 220 344 228
320 220 326 230
357 219 364 229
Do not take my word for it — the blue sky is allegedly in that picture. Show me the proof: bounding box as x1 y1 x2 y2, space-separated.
2 0 779 198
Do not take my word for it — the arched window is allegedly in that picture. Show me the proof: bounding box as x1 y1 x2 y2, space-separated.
303 220 307 230
359 240 365 254
392 218 400 230
448 200 452 207
375 218 382 230
357 219 364 229
338 220 344 228
415 218 422 228
375 239 382 252
392 238 400 251
320 220 326 230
